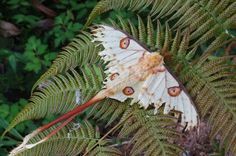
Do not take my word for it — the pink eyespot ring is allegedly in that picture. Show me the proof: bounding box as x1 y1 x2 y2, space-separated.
168 86 182 97
123 86 134 96
120 37 130 49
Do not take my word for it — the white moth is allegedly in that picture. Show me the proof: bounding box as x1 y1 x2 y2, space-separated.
92 25 199 129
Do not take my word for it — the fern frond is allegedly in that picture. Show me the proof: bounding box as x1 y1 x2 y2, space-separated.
4 65 104 135
17 121 121 156
119 106 183 156
178 56 236 154
32 32 102 92
86 0 235 53
87 99 129 127
85 0 150 27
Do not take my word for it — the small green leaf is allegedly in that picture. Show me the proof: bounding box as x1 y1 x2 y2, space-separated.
24 60 41 73
8 55 17 72
37 44 47 55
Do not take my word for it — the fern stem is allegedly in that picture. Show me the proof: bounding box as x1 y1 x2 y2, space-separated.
109 140 131 147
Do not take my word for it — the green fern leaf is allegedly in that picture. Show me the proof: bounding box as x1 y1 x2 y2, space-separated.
119 106 183 156
32 32 102 92
4 66 104 135
86 0 236 55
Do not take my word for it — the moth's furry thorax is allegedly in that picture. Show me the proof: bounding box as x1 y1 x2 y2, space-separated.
139 52 164 73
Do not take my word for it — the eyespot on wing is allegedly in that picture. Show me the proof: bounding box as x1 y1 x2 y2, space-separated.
110 73 119 80
123 86 134 96
168 86 181 97
120 37 130 49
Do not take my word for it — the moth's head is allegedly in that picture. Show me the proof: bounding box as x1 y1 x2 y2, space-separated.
148 52 163 66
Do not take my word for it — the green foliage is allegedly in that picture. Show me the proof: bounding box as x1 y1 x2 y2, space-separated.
48 11 83 47
1 0 236 155
23 36 57 73
119 107 183 156
86 0 235 47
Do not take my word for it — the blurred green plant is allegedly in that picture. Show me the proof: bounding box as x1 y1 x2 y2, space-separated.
48 11 83 47
23 36 56 73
